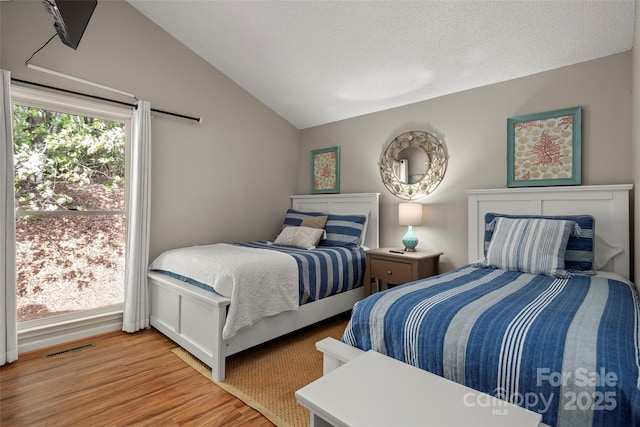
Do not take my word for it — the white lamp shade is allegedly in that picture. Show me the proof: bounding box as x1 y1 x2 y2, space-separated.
399 202 423 226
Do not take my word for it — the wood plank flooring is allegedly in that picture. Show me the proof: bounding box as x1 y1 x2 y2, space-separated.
0 328 274 427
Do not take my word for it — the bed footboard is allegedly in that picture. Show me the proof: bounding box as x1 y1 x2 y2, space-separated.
315 337 365 375
148 271 230 381
149 271 365 381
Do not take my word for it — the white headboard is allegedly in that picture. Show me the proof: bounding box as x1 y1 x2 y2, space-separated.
466 184 633 280
290 193 380 249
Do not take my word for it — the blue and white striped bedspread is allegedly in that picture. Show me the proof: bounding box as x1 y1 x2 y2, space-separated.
236 241 365 304
342 266 640 427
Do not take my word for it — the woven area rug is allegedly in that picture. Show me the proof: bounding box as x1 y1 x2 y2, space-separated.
171 315 349 427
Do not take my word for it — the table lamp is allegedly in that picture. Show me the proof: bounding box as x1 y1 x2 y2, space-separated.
399 202 422 252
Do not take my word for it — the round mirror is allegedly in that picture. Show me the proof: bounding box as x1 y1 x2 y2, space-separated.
380 130 447 200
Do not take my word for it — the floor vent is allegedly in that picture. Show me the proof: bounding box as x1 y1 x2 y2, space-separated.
43 343 95 359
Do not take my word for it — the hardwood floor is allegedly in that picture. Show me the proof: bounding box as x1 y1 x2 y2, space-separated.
0 328 274 426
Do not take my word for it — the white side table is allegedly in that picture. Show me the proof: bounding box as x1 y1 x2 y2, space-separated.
295 350 544 427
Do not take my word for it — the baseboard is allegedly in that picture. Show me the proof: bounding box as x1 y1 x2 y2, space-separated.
18 311 123 353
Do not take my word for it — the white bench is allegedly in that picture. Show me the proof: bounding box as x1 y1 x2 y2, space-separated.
296 347 544 427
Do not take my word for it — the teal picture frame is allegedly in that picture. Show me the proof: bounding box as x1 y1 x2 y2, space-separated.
310 146 340 194
507 106 582 187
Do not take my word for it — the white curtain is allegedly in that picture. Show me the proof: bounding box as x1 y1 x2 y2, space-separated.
1 70 18 365
122 100 152 333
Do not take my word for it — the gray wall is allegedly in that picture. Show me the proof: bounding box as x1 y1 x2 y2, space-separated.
299 52 633 272
1 1 300 260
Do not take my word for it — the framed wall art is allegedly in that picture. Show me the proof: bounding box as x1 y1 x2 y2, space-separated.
310 146 340 194
507 106 582 187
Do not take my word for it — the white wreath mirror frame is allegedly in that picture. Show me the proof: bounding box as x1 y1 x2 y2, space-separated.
380 130 448 200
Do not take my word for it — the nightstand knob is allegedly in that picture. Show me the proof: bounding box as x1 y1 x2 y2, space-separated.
387 270 392 275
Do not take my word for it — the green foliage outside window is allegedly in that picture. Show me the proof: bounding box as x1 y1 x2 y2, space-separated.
13 105 125 211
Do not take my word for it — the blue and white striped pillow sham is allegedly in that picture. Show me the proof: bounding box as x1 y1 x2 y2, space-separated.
484 213 594 272
319 213 367 249
282 209 326 228
281 209 367 249
482 217 576 278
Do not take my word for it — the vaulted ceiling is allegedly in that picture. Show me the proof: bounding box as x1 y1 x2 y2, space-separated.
128 1 636 129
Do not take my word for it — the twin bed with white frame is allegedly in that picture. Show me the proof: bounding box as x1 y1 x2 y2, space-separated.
316 184 638 427
147 192 379 381
319 184 634 369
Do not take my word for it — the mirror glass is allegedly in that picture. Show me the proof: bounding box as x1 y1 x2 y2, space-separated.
394 146 428 183
380 130 447 200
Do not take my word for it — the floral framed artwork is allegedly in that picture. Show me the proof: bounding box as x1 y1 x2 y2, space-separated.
310 146 340 194
507 106 582 187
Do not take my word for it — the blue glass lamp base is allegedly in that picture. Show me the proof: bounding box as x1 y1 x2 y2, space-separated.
402 226 418 252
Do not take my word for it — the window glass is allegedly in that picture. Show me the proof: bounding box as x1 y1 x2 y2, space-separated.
16 215 125 321
12 88 130 324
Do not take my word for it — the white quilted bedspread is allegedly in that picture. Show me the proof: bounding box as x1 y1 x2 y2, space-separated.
149 243 299 339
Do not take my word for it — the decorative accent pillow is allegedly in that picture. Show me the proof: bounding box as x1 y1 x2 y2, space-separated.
272 226 324 250
301 215 328 229
482 217 575 278
319 213 368 249
484 213 594 272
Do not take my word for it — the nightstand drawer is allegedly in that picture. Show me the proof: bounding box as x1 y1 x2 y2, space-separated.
370 259 412 284
364 249 443 297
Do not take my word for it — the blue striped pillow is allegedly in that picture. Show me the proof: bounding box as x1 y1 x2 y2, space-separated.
319 213 367 249
282 209 326 228
483 217 575 278
484 213 594 272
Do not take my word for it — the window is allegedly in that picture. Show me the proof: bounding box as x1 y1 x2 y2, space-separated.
12 86 132 329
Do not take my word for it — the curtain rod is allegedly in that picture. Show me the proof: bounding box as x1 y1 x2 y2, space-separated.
10 77 202 124
27 63 136 98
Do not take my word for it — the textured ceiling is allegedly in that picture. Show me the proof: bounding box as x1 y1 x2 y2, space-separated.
128 1 636 129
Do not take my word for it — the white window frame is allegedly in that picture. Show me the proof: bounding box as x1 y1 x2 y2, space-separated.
11 85 133 352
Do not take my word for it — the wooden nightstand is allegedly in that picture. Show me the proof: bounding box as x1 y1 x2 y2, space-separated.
364 248 443 297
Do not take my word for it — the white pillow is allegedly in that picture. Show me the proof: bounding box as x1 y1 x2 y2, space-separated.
593 234 623 270
272 226 324 250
